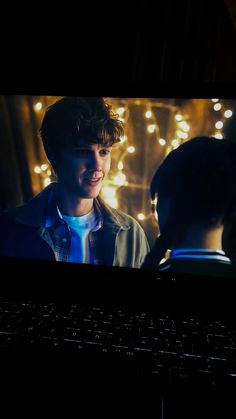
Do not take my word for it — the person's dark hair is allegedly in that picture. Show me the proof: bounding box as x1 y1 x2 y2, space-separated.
142 136 236 269
39 97 124 170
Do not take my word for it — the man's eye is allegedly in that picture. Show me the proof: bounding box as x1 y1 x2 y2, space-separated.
100 149 110 156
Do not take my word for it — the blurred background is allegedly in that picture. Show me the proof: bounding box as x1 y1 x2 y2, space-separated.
1 95 236 248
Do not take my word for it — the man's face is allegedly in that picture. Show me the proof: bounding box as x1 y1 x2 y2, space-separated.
56 139 112 199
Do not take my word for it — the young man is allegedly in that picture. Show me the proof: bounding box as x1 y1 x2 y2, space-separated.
142 136 236 276
0 97 149 268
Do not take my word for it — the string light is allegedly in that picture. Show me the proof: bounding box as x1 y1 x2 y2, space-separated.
34 162 52 186
34 166 41 174
114 172 126 186
117 161 123 170
171 139 180 148
224 110 233 118
145 110 152 119
176 130 188 139
127 146 135 153
214 133 223 139
211 99 219 103
34 102 42 111
175 114 183 121
117 107 125 116
44 178 51 187
137 213 146 221
215 121 223 129
177 121 190 132
213 103 222 111
159 138 166 146
147 124 156 133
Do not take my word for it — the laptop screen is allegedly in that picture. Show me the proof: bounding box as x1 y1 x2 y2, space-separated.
0 95 236 279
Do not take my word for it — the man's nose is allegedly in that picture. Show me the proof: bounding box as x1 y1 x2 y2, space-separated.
88 153 102 171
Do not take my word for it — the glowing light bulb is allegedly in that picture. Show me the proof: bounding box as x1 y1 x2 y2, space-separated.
34 102 42 111
44 178 51 187
171 139 180 148
117 107 125 115
178 121 190 132
224 110 233 118
211 99 219 103
145 110 152 118
175 114 183 121
137 213 146 221
117 161 123 170
159 138 166 146
34 166 41 174
147 124 156 133
127 146 135 153
41 164 48 171
215 121 223 129
213 103 222 111
176 130 188 139
214 133 223 139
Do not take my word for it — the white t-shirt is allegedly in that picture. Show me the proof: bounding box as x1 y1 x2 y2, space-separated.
62 209 101 263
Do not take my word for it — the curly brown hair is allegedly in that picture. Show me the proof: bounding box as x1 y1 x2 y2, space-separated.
40 97 124 168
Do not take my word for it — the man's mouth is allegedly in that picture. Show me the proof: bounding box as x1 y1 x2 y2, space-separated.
84 177 103 186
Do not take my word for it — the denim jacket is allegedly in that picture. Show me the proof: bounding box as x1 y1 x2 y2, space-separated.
0 184 149 268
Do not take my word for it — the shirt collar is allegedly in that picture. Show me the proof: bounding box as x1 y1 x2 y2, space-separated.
45 187 104 230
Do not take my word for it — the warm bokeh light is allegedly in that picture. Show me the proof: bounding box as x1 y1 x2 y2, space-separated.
176 130 188 139
177 121 190 132
211 98 219 103
137 213 146 221
145 110 152 118
147 124 156 133
117 107 125 116
34 166 41 174
175 114 183 121
117 161 123 170
224 110 233 118
213 103 222 111
159 138 166 146
171 139 180 148
127 146 135 153
41 164 48 171
114 172 126 186
215 121 223 129
214 133 223 139
44 178 51 187
34 102 42 111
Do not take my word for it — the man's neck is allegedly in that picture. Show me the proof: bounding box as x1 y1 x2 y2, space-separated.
173 225 224 251
55 185 94 216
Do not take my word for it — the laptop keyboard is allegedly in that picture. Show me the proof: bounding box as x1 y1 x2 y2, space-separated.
1 298 236 387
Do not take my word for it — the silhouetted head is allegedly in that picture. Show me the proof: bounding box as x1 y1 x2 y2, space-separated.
144 136 236 268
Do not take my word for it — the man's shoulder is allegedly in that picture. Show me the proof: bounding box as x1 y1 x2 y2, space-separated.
158 257 236 278
113 207 142 228
98 197 144 231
